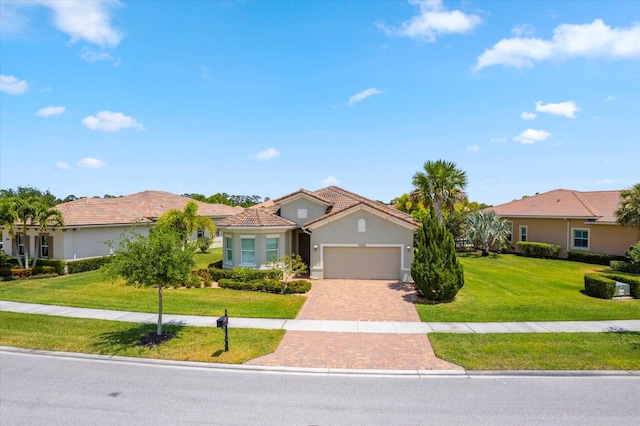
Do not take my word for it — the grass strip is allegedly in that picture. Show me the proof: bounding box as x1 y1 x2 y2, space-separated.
0 312 284 364
429 332 640 370
416 254 639 322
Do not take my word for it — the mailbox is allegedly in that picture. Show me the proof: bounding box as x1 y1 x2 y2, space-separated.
217 315 228 328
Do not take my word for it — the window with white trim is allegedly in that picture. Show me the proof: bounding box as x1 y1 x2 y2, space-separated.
572 229 589 249
240 237 255 265
519 226 527 242
17 234 25 256
505 221 513 243
225 237 233 262
357 219 366 233
40 235 49 258
266 237 279 262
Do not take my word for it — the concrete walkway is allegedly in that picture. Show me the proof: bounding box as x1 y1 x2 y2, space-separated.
2 300 639 334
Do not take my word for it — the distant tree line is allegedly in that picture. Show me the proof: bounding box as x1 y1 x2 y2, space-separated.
182 193 265 208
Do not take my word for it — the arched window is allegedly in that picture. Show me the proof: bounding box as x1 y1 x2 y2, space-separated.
358 218 366 233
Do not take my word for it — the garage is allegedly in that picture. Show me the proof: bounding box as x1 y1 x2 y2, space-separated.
323 246 402 280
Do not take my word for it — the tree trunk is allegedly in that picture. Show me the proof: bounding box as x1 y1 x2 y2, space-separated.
157 285 163 336
482 241 490 256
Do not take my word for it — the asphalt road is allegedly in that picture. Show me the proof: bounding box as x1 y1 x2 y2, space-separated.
1 349 638 425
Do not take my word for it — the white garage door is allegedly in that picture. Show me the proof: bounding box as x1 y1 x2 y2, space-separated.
323 247 401 280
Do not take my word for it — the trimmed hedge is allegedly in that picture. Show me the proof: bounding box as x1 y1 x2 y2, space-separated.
67 256 113 274
218 278 311 294
35 259 66 275
584 273 616 299
568 251 627 266
610 261 640 275
516 241 561 258
208 266 281 283
601 272 640 299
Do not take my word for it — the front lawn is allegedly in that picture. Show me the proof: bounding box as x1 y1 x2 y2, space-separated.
0 270 305 319
0 312 283 364
430 332 640 370
415 253 640 322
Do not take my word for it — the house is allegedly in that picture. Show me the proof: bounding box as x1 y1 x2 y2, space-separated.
1 190 243 261
216 186 419 281
489 189 639 257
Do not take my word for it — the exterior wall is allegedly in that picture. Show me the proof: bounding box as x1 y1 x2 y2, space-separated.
279 198 327 226
222 230 292 270
504 217 639 257
62 225 152 260
308 209 415 281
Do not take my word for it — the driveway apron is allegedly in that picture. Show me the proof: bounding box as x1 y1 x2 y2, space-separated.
245 280 462 370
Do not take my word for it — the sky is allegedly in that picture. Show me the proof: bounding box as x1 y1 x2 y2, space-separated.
1 0 639 206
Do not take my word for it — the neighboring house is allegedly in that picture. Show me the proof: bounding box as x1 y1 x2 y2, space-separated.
217 186 419 282
489 189 639 257
0 190 243 261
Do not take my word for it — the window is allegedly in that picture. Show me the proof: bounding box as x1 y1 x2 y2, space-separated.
573 229 589 249
519 226 527 242
225 237 233 262
197 229 204 239
40 236 49 258
297 209 307 219
266 237 279 262
505 221 513 243
357 219 366 233
17 234 25 256
240 237 255 265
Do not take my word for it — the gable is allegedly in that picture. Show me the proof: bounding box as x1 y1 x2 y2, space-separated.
306 203 419 232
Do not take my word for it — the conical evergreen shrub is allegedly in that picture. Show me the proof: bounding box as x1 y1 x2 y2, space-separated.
411 209 464 301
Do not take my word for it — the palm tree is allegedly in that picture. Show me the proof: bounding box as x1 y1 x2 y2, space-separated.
464 210 510 256
155 200 216 245
11 197 64 268
615 183 640 227
411 159 468 225
30 203 64 268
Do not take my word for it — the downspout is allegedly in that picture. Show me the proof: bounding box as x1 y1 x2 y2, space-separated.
73 228 77 260
565 218 569 258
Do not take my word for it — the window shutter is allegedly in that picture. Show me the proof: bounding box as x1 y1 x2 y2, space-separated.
48 236 53 258
12 237 17 256
35 236 41 257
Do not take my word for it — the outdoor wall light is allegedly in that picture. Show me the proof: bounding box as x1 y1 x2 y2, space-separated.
407 245 412 250
313 244 318 250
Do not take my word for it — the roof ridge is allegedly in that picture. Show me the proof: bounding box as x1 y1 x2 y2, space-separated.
571 190 601 217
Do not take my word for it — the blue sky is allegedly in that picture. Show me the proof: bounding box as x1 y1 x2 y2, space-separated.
1 0 639 206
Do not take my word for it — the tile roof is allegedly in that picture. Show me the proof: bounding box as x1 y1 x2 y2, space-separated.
216 207 297 228
55 190 243 227
489 189 623 224
219 186 418 229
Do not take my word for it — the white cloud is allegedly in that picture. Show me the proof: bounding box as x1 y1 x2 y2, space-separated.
474 19 640 71
511 24 535 37
521 111 537 120
252 148 280 160
491 136 507 143
82 111 145 132
535 100 580 118
466 145 480 153
36 106 66 118
377 0 482 42
78 158 105 168
55 161 70 170
348 88 384 106
513 129 551 144
604 95 616 102
38 0 124 48
0 74 29 94
320 176 340 185
80 48 114 63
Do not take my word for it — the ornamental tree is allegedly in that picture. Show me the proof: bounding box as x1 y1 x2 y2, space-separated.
411 209 464 302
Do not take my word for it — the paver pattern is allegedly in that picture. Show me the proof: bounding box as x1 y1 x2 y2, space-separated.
246 279 463 370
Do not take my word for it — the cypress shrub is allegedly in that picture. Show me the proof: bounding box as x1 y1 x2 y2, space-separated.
411 209 464 302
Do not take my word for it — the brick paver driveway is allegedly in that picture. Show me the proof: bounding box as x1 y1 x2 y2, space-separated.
246 280 462 370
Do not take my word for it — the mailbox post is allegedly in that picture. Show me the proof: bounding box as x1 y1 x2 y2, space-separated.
216 309 229 352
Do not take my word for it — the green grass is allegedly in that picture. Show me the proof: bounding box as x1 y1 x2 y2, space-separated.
0 312 283 364
429 332 640 370
193 247 222 270
415 254 640 322
0 270 305 319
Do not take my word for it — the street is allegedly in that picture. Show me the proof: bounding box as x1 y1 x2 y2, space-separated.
1 349 638 425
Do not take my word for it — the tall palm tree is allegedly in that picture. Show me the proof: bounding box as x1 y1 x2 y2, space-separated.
615 183 640 228
411 159 468 225
12 197 64 268
30 202 64 268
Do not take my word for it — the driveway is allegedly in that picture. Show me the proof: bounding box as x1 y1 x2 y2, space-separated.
246 280 462 370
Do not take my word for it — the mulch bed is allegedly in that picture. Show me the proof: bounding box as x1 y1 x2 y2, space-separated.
139 332 174 347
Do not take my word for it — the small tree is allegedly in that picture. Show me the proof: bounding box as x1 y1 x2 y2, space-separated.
464 210 511 256
411 209 464 301
267 254 308 293
196 236 213 253
102 227 195 336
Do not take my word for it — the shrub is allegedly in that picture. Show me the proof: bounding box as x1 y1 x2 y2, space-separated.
584 273 616 299
610 261 640 274
0 267 12 277
67 256 113 274
10 268 33 279
601 272 640 299
285 280 312 294
209 267 235 282
33 266 56 275
217 278 311 294
628 241 640 265
193 269 213 287
516 241 561 258
35 259 66 275
568 251 626 266
196 236 213 254
208 260 223 269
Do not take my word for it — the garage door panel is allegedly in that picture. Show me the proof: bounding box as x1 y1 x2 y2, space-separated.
324 247 401 280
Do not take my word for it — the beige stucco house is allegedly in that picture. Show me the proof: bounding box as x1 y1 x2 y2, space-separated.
1 190 243 261
490 189 639 258
216 186 419 282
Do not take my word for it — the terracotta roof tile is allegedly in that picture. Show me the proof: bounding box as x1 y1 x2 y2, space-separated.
216 208 297 228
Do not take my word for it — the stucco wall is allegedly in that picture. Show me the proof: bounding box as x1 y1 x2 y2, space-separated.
222 230 292 270
279 198 327 227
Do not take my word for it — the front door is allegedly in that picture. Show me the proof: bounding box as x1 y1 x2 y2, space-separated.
298 232 310 266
